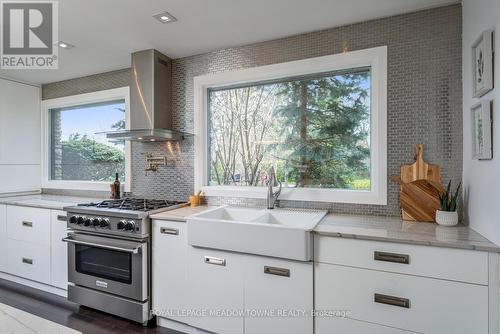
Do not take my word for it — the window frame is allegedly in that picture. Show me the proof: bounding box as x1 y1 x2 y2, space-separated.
194 46 387 205
41 87 131 192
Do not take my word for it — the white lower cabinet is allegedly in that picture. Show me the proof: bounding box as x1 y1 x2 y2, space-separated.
187 247 245 334
244 256 313 334
153 219 313 334
314 235 491 334
0 205 7 272
152 220 189 323
154 221 493 334
186 248 313 334
50 210 68 289
6 205 52 285
0 205 68 291
7 239 51 284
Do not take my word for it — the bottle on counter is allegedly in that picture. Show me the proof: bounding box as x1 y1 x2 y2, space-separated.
113 173 121 199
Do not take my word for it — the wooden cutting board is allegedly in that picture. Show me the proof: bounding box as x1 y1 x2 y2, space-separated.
391 144 443 222
400 144 441 184
391 178 443 222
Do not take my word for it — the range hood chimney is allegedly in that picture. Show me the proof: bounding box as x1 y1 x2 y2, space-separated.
105 49 189 142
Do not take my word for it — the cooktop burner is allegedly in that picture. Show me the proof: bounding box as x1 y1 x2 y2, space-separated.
78 198 185 212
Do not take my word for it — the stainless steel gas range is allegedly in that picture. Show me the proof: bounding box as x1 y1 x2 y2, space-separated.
63 198 187 325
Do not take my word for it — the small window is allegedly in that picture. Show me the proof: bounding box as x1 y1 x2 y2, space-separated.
207 68 371 190
49 99 126 182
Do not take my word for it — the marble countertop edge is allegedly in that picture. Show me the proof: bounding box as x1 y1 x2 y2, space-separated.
314 230 500 253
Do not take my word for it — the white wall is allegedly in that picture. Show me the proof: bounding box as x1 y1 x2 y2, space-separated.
463 0 500 244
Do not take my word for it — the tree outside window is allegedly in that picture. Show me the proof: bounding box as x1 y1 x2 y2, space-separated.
208 68 371 190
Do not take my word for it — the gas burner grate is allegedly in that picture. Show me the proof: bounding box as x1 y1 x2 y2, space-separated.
78 198 185 212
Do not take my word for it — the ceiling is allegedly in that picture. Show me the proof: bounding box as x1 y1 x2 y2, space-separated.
0 0 458 85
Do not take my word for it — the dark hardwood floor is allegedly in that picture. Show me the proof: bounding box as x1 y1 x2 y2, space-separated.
0 279 183 334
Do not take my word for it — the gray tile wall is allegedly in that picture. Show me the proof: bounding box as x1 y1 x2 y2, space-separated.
43 5 463 216
42 68 130 99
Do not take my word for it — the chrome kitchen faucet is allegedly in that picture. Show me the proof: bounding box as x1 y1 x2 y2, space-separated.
266 166 282 209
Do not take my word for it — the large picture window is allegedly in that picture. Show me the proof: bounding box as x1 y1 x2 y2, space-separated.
42 87 130 191
208 68 371 190
49 99 126 182
195 47 387 204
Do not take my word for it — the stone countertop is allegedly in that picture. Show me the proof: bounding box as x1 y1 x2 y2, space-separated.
149 205 500 253
315 214 500 253
150 205 215 222
0 194 104 211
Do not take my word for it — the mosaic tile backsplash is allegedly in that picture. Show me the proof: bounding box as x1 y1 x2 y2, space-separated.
43 5 462 216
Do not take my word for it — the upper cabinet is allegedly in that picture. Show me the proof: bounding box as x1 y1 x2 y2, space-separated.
0 78 41 193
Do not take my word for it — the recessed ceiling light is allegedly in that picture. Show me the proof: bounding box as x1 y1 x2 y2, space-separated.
57 41 75 49
153 11 177 24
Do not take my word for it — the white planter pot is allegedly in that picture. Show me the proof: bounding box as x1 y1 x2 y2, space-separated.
435 210 458 226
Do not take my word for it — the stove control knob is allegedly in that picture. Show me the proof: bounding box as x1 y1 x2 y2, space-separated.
124 221 135 231
99 218 109 228
76 216 84 225
69 216 78 224
83 218 92 227
92 218 100 227
117 221 126 230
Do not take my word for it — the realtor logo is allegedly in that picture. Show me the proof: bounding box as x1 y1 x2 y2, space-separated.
1 1 58 69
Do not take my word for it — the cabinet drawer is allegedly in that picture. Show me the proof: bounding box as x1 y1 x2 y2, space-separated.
315 263 488 334
7 206 51 245
316 316 414 334
315 236 488 285
187 247 244 334
7 239 50 284
245 256 313 334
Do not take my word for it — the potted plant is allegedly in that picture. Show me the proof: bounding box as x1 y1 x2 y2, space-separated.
436 181 461 226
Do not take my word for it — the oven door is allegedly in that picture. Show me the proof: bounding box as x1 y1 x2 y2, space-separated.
64 232 148 301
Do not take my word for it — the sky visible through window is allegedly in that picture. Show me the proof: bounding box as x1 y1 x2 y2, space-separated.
58 101 125 147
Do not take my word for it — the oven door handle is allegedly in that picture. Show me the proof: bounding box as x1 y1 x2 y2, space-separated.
62 236 141 254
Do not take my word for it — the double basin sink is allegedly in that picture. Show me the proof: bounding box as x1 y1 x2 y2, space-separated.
187 206 327 261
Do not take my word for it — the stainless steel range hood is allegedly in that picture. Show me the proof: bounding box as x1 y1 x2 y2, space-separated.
105 49 190 142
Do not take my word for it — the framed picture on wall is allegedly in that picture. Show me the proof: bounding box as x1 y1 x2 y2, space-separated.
472 30 494 98
471 100 493 160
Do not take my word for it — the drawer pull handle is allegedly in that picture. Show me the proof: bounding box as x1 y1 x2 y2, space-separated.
264 266 290 277
160 227 179 235
22 221 33 228
374 251 409 264
374 293 410 309
22 258 33 265
57 215 67 222
204 256 225 266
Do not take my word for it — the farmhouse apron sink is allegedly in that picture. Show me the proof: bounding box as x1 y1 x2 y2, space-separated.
187 206 327 261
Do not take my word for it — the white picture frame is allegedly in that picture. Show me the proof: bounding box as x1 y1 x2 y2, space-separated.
471 100 493 160
472 30 494 98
